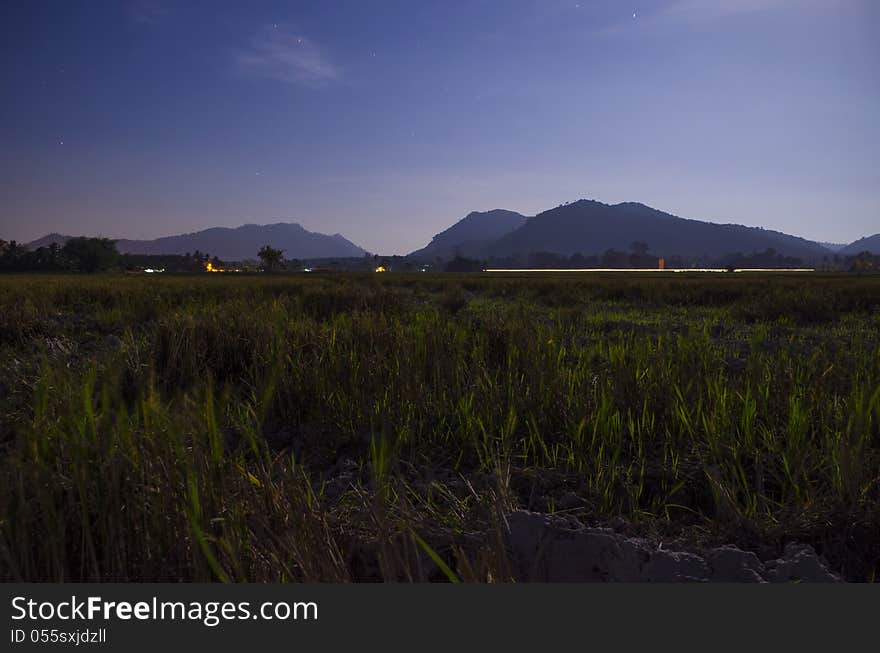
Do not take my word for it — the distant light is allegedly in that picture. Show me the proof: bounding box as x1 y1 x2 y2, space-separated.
304 267 312 272
484 268 729 273
143 268 164 273
483 268 816 274
733 268 815 273
375 266 386 273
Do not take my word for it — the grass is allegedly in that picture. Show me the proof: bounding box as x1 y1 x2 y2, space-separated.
1 272 879 581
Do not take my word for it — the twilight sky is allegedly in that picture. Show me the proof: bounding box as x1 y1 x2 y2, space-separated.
1 0 877 254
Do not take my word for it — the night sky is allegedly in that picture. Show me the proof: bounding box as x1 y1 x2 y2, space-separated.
1 1 877 254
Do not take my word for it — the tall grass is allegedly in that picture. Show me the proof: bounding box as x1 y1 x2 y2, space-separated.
1 273 878 581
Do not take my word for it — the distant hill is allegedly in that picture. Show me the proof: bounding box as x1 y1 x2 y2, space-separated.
839 234 880 256
409 209 527 260
26 223 367 260
484 200 830 261
25 233 73 249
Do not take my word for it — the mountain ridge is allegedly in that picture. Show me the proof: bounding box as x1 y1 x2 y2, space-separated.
488 200 830 260
409 209 527 260
25 222 367 260
22 202 875 262
839 234 880 256
410 199 838 262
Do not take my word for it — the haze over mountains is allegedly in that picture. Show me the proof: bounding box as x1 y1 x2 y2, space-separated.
24 200 878 263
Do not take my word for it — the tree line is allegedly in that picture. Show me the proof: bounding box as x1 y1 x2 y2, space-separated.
2 237 878 273
0 239 301 273
0 237 120 273
445 246 880 272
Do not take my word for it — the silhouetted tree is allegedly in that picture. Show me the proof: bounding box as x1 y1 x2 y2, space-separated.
258 245 285 272
852 251 876 274
444 256 482 272
630 241 650 256
61 237 119 273
600 248 628 268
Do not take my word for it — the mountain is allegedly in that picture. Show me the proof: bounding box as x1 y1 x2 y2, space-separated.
409 209 527 260
26 223 367 260
484 200 830 261
24 233 72 249
839 234 880 256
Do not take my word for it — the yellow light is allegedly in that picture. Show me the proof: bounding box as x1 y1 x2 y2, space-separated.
375 266 386 273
